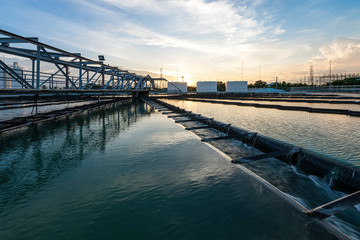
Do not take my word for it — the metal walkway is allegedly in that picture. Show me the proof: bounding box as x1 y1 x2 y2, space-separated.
0 29 167 91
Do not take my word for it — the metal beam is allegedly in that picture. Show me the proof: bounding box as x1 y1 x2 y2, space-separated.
104 71 115 89
307 190 360 219
0 59 33 89
89 74 102 89
0 46 97 71
83 68 101 89
40 47 77 89
0 29 137 77
6 46 80 57
0 37 38 43
79 59 82 89
39 57 77 87
0 30 156 91
36 45 40 89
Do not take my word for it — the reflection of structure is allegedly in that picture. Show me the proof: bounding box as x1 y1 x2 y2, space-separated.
226 81 248 92
0 62 24 89
0 101 152 208
197 81 217 93
168 82 187 93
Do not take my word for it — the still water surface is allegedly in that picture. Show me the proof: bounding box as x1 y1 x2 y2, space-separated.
199 98 360 111
0 101 349 239
0 100 101 122
164 99 360 167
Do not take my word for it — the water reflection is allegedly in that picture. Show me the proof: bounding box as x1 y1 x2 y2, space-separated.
0 101 154 212
0 100 354 240
0 100 104 122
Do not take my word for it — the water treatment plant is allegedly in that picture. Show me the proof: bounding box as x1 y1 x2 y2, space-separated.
0 30 360 240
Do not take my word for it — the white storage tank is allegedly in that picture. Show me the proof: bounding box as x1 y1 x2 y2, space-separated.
196 81 217 93
167 82 188 93
226 81 248 92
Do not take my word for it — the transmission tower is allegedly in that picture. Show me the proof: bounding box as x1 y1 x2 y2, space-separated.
310 65 314 85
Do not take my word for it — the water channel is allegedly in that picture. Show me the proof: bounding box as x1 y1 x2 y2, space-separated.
0 100 359 239
164 99 360 167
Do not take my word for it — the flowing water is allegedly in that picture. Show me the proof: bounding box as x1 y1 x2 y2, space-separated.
0 100 359 239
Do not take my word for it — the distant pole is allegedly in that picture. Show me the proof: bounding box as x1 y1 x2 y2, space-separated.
160 68 162 79
276 77 278 89
329 60 332 86
182 76 184 82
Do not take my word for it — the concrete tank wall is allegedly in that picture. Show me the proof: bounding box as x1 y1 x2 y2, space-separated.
226 81 248 92
168 82 188 93
196 81 217 93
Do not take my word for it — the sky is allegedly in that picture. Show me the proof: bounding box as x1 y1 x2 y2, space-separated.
1 0 360 85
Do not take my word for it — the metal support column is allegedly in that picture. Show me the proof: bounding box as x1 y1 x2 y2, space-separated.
36 45 40 89
87 70 89 87
79 59 82 89
32 58 35 88
102 66 105 89
65 66 69 89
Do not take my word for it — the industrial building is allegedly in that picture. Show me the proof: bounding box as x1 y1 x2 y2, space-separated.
196 81 217 93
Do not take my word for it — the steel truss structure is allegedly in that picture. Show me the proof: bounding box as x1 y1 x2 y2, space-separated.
0 29 165 91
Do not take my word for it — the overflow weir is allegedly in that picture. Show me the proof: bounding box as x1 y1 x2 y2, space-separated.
143 98 360 224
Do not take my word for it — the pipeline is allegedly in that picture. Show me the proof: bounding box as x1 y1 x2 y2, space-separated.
148 98 360 194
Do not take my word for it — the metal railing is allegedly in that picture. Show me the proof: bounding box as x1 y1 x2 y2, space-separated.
0 29 170 91
290 85 360 92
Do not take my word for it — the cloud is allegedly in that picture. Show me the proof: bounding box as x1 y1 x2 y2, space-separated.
314 38 360 73
101 0 283 44
7 0 360 83
319 37 360 60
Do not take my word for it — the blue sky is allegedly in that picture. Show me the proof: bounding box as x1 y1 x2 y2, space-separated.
1 0 360 85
